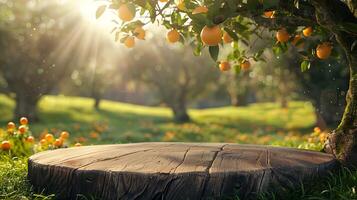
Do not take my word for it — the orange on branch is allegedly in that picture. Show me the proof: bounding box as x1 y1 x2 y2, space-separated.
241 60 251 70
223 32 233 43
303 26 313 37
20 117 28 125
264 11 275 18
316 42 332 59
291 35 301 45
1 141 10 151
134 26 146 40
219 61 231 71
276 28 290 43
118 4 134 22
201 25 222 46
167 29 180 43
192 6 208 14
124 36 135 48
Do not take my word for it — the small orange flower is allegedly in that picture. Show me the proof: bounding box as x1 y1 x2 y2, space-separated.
7 122 16 130
18 125 27 134
54 139 62 147
45 133 54 142
40 139 47 146
314 127 321 134
90 132 99 139
20 117 28 125
26 136 35 143
60 131 70 140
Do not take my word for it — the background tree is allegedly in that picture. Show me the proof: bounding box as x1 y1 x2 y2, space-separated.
127 36 219 122
0 0 85 121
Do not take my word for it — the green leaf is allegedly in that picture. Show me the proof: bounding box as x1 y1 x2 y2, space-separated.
96 5 107 19
300 60 310 72
209 45 219 61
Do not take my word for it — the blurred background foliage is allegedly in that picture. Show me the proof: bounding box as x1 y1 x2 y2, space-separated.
0 0 348 137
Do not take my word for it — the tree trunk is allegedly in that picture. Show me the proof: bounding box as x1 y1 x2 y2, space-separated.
15 93 40 122
171 103 190 123
323 34 357 166
94 97 101 110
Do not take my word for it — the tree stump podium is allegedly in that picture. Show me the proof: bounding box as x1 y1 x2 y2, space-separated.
28 143 338 200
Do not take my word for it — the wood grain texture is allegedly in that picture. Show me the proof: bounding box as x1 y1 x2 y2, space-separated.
28 143 338 200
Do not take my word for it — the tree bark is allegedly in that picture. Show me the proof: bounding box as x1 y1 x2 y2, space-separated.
14 92 40 122
311 0 357 166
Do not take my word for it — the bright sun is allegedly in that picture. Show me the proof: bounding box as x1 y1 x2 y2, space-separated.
78 0 112 28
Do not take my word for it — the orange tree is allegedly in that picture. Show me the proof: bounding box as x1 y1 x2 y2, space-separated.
97 0 357 166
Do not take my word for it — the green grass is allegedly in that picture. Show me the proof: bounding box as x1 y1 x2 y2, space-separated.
2 94 354 200
0 95 315 145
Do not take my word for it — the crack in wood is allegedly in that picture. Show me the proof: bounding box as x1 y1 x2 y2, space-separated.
171 147 191 173
200 144 228 199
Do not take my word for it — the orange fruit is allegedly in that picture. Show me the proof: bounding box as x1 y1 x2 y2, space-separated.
303 26 313 37
20 117 28 125
1 141 11 151
316 42 332 59
192 6 208 14
124 36 135 48
177 1 186 10
134 26 146 40
7 122 15 130
60 131 70 140
291 35 301 45
40 139 47 146
45 133 54 142
54 139 62 147
223 32 233 43
26 136 35 143
241 60 251 70
201 25 222 46
75 143 82 147
264 11 274 18
118 4 134 22
219 61 231 71
18 125 26 134
167 29 180 43
276 28 290 43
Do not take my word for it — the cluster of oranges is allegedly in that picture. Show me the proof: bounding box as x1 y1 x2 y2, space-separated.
116 3 146 48
275 26 332 60
1 117 82 152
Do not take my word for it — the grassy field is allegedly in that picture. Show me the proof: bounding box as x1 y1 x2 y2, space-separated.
0 95 316 146
3 95 356 200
